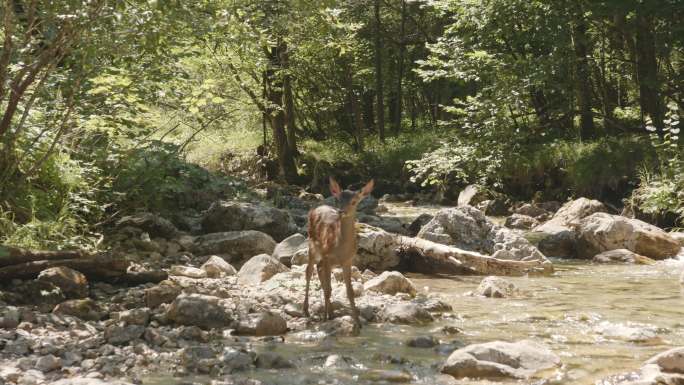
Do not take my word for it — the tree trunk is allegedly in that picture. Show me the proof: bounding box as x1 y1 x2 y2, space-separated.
635 8 662 132
265 39 298 183
347 64 364 152
280 44 298 155
572 7 595 139
392 0 407 135
374 0 385 142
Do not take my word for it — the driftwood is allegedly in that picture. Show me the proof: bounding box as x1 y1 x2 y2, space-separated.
0 245 167 284
0 245 92 267
395 235 553 276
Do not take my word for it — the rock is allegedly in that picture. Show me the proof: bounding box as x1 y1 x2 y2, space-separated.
191 231 277 265
116 212 179 239
169 265 207 279
458 185 489 207
418 206 548 262
441 340 561 379
272 234 307 266
593 249 655 265
235 312 287 336
0 306 20 329
316 315 360 337
35 355 61 372
407 213 434 237
237 254 289 286
474 276 518 298
364 271 416 296
645 347 684 373
15 280 65 308
220 347 254 372
358 214 407 235
504 214 539 230
477 198 511 216
180 345 217 373
255 352 295 369
166 294 233 329
670 232 684 247
53 298 105 321
201 256 238 278
533 198 607 258
37 267 89 298
104 324 145 345
116 308 150 325
577 213 681 259
514 204 548 219
144 280 182 308
595 321 660 343
381 303 433 324
360 370 413 383
52 378 135 385
201 201 298 241
407 336 439 348
325 194 378 215
324 354 351 369
355 225 402 271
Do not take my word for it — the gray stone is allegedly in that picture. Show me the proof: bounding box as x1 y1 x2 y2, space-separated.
144 280 181 308
316 315 360 337
577 213 681 259
201 256 238 278
593 249 655 265
458 185 488 207
514 204 549 219
116 308 150 325
505 214 539 230
201 201 298 241
104 324 145 345
407 336 439 348
381 303 433 325
191 231 277 266
169 265 207 279
255 352 295 369
364 271 416 297
441 340 561 379
0 306 20 329
475 276 518 298
220 347 254 372
272 234 307 266
235 312 287 336
237 254 289 286
35 355 61 372
53 298 105 321
37 267 89 298
166 294 233 329
116 212 178 239
407 213 434 237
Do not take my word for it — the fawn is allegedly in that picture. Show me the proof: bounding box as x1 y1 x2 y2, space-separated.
303 177 374 327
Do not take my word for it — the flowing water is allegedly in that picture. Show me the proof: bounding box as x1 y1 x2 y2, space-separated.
147 204 684 385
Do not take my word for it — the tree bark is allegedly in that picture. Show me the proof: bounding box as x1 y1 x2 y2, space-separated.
373 0 385 142
280 44 298 155
265 39 298 183
392 0 407 135
572 7 595 139
635 7 662 132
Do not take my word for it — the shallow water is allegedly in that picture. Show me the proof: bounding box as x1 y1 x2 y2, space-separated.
146 204 684 385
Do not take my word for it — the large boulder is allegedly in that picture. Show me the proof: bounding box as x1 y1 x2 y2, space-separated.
356 224 402 270
533 198 607 258
418 206 548 262
201 255 237 278
201 201 298 241
237 254 289 286
144 280 182 308
602 347 684 385
116 212 178 239
670 232 684 247
364 271 416 297
380 303 434 325
37 267 88 299
166 294 234 329
504 214 539 230
190 231 276 266
53 298 105 321
324 194 378 214
576 213 681 259
441 340 561 380
272 233 308 266
474 276 518 298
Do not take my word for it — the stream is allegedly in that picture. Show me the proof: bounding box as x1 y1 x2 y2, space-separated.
146 203 684 385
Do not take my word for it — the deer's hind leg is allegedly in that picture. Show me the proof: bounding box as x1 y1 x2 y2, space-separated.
302 244 317 318
342 263 361 328
318 261 333 321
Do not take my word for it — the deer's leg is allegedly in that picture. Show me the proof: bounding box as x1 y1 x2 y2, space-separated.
318 262 333 321
342 264 361 328
302 255 315 318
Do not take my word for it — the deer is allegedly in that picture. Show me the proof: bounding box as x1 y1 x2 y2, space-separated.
303 177 374 328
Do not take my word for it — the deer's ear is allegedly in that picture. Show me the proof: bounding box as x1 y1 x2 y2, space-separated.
329 177 342 198
360 179 374 196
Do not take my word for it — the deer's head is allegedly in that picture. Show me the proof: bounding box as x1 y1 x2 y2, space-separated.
329 177 374 216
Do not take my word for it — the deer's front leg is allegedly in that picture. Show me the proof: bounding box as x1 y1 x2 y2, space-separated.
318 262 333 321
343 264 361 328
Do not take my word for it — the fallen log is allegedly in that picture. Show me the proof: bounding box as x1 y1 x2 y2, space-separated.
0 245 92 267
0 253 129 281
357 224 553 276
395 235 553 276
